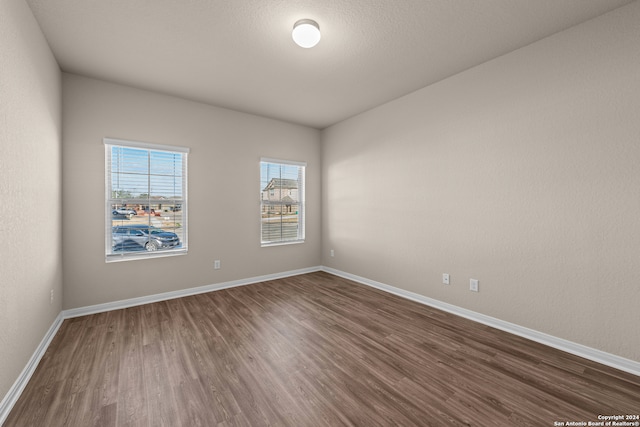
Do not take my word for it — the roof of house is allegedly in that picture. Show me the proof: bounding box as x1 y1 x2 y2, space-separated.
263 178 298 191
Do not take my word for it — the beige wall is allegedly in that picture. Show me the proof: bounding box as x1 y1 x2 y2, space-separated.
62 74 321 309
0 0 62 400
322 2 640 362
3 0 638 408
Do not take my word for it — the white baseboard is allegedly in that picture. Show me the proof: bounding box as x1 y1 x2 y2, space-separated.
3 264 638 425
62 266 323 319
0 312 64 426
0 266 321 424
322 266 640 377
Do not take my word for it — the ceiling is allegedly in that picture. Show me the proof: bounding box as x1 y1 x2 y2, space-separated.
26 0 634 129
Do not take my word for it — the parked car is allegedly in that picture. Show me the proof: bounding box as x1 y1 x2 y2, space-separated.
113 207 137 216
112 210 131 220
112 225 180 252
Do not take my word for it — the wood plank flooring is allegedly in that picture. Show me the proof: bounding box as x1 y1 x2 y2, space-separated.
5 271 640 426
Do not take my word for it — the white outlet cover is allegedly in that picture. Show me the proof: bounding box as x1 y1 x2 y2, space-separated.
442 273 450 285
470 279 479 292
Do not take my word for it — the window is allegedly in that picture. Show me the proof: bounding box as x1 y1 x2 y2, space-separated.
105 138 188 261
260 158 306 246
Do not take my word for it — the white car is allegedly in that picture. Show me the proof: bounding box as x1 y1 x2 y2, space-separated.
112 208 137 218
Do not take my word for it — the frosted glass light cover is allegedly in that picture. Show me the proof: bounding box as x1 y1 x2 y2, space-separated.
292 19 321 48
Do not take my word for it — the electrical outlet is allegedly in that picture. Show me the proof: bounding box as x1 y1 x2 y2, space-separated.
442 273 450 285
214 260 221 270
330 249 334 257
470 279 479 292
50 289 54 304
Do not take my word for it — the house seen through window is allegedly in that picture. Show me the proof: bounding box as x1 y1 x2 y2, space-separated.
260 158 306 246
105 138 188 261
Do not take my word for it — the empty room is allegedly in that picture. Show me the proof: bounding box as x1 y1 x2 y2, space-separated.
1 0 639 425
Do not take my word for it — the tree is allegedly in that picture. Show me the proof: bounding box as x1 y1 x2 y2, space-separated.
111 189 133 199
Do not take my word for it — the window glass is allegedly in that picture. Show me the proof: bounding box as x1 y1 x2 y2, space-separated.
105 139 188 261
260 159 306 246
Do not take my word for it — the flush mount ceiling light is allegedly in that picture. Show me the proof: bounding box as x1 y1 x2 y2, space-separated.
292 19 321 48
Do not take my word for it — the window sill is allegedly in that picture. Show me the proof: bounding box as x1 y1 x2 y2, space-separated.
261 240 305 248
106 248 188 263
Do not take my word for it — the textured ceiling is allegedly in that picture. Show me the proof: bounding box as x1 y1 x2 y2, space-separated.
26 0 634 129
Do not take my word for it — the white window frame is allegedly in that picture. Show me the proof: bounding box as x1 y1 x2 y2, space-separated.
260 158 306 247
105 138 189 262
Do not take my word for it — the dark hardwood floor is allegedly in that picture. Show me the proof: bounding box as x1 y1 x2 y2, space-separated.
5 271 640 426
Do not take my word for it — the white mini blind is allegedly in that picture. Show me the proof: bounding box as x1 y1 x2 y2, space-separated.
105 138 188 261
260 158 306 246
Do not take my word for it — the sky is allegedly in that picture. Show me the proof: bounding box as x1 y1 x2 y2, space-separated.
110 146 184 200
260 161 303 192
